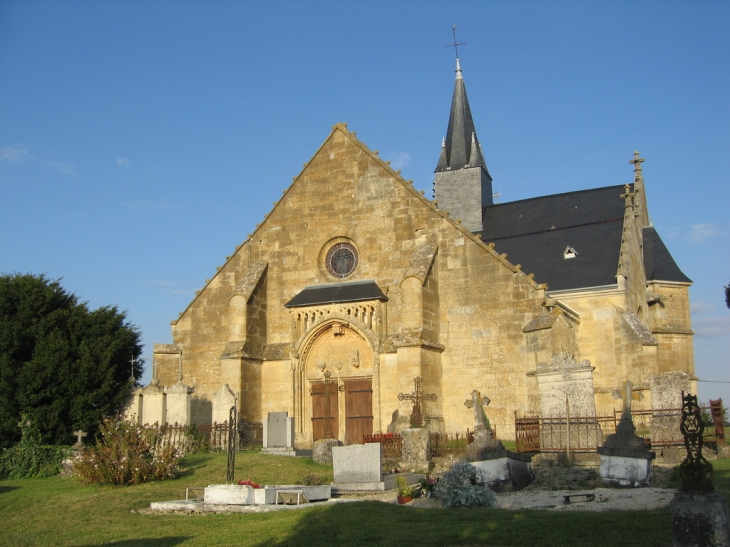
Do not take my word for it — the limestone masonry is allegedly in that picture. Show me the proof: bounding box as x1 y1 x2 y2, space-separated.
129 58 694 448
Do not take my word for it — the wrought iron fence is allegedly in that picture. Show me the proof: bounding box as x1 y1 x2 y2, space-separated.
429 430 477 458
515 412 616 453
363 433 402 459
515 405 720 453
154 421 263 454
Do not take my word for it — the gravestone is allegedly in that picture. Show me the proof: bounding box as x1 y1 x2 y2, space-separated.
164 381 194 426
650 371 690 446
597 380 655 487
535 353 601 451
400 428 431 473
141 383 166 425
313 438 341 464
262 411 295 456
332 443 385 490
671 392 730 547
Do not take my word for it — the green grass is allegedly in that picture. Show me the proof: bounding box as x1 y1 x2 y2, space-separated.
5 452 730 547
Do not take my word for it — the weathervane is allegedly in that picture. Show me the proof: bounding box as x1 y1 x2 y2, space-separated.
446 24 467 59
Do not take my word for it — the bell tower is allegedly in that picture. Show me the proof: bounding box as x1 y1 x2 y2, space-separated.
433 56 493 232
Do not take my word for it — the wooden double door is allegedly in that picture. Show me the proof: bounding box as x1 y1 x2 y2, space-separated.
311 378 373 444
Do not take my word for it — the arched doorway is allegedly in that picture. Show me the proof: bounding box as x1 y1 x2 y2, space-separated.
296 319 376 445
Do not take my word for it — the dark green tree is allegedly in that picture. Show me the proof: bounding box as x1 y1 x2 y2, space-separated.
0 273 143 449
725 281 729 309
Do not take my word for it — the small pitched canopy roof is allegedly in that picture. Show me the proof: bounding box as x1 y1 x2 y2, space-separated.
285 280 388 308
435 59 490 176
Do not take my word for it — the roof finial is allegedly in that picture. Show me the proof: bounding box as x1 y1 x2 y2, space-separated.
630 150 645 181
446 24 467 79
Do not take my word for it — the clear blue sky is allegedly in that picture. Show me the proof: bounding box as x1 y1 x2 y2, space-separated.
1 1 728 403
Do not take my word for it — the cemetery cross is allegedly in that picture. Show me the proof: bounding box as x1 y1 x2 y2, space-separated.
398 376 437 428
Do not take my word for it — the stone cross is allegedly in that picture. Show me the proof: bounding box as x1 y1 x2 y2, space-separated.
492 191 502 204
398 376 437 428
630 150 645 178
464 390 491 429
129 355 139 382
73 430 87 449
612 379 644 422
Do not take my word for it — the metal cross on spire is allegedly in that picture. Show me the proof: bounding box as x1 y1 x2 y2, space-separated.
446 24 467 59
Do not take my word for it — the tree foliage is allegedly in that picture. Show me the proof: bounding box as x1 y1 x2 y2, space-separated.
725 281 729 310
0 273 143 449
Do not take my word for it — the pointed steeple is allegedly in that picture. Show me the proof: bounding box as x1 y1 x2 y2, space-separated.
435 58 490 177
433 56 494 232
630 151 650 228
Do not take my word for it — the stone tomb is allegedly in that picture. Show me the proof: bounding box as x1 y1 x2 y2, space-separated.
331 443 421 491
204 483 331 506
597 380 655 487
463 389 533 490
262 411 296 456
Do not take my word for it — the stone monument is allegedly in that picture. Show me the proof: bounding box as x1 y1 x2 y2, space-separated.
462 389 533 490
670 392 730 547
262 411 296 456
164 353 194 426
597 380 655 487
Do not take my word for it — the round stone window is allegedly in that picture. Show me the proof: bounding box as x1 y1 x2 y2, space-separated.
326 243 358 278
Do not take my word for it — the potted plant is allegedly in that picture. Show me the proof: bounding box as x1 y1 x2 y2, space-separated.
396 475 420 504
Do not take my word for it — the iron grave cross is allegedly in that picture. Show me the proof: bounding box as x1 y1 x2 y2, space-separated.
398 376 437 428
612 379 644 422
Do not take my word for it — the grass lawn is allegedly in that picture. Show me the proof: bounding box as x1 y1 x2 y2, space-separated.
3 451 729 547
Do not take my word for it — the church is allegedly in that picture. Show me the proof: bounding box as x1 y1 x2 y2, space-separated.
144 58 695 447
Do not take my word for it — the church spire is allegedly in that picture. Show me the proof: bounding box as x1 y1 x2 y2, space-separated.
435 57 490 176
433 31 494 232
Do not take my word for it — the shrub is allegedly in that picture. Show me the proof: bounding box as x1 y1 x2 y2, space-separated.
433 461 498 508
73 418 182 485
0 418 67 479
300 473 323 486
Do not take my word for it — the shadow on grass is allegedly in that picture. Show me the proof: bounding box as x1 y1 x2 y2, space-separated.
249 501 671 547
77 537 192 547
0 485 19 494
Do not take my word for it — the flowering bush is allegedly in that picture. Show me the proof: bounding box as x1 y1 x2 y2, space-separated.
433 461 497 508
73 418 182 485
237 479 260 488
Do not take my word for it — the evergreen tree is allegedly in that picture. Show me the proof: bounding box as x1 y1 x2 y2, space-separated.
0 273 143 449
725 281 729 309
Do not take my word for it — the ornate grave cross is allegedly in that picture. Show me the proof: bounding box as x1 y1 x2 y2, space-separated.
464 390 491 429
310 371 343 439
226 405 237 484
612 379 643 422
679 392 714 492
398 376 437 428
73 430 87 449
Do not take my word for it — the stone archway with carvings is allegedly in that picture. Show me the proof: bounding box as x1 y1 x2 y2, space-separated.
294 318 377 446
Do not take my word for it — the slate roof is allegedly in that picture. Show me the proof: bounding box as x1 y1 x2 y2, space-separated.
285 280 388 308
643 227 692 283
477 184 691 290
478 185 627 291
435 60 490 177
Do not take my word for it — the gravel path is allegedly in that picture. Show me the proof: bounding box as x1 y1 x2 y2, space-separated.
340 465 678 512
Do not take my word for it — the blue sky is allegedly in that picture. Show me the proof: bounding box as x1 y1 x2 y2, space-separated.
1 1 728 403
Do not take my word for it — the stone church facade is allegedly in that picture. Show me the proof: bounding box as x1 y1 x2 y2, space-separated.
143 59 694 447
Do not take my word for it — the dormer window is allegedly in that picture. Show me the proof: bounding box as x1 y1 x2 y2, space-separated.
563 246 578 259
